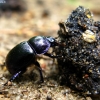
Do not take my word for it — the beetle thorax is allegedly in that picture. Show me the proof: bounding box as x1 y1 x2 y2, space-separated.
28 36 50 54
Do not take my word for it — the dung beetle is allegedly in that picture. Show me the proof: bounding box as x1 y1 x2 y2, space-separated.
5 36 60 85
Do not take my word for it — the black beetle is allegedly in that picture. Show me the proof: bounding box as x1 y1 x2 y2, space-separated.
5 36 60 85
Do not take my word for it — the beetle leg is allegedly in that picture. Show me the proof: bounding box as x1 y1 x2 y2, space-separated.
44 52 62 58
4 70 22 86
34 61 44 83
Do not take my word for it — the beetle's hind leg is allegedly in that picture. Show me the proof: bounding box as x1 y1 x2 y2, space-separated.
4 70 23 86
34 61 44 83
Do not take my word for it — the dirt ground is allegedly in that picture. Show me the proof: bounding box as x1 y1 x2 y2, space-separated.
0 0 100 100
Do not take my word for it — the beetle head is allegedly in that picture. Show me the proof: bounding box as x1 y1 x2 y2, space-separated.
46 36 58 47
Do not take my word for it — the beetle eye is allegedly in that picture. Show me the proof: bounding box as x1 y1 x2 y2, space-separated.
46 36 55 43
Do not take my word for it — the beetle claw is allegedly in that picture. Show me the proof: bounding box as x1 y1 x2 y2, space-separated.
4 81 12 86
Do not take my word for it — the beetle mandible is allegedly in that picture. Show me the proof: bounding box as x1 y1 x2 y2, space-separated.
5 36 60 85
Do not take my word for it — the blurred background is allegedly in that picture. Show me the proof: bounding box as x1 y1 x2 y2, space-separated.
0 0 100 99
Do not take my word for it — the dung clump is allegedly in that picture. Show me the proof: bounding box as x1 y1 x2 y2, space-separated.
55 6 100 95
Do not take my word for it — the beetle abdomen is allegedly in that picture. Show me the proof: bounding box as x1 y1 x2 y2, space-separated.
6 41 36 74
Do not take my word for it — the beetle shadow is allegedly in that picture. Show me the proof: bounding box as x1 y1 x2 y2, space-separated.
4 68 43 85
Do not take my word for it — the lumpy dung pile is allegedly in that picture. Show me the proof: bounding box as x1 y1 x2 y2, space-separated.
56 6 100 95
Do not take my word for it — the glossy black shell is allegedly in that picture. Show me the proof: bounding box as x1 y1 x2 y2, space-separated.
6 36 51 75
6 42 36 75
28 36 50 54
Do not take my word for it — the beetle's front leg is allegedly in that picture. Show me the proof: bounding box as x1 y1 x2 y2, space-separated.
44 52 62 58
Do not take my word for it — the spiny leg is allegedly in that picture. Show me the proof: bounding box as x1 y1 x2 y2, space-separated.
4 70 22 86
34 61 44 83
